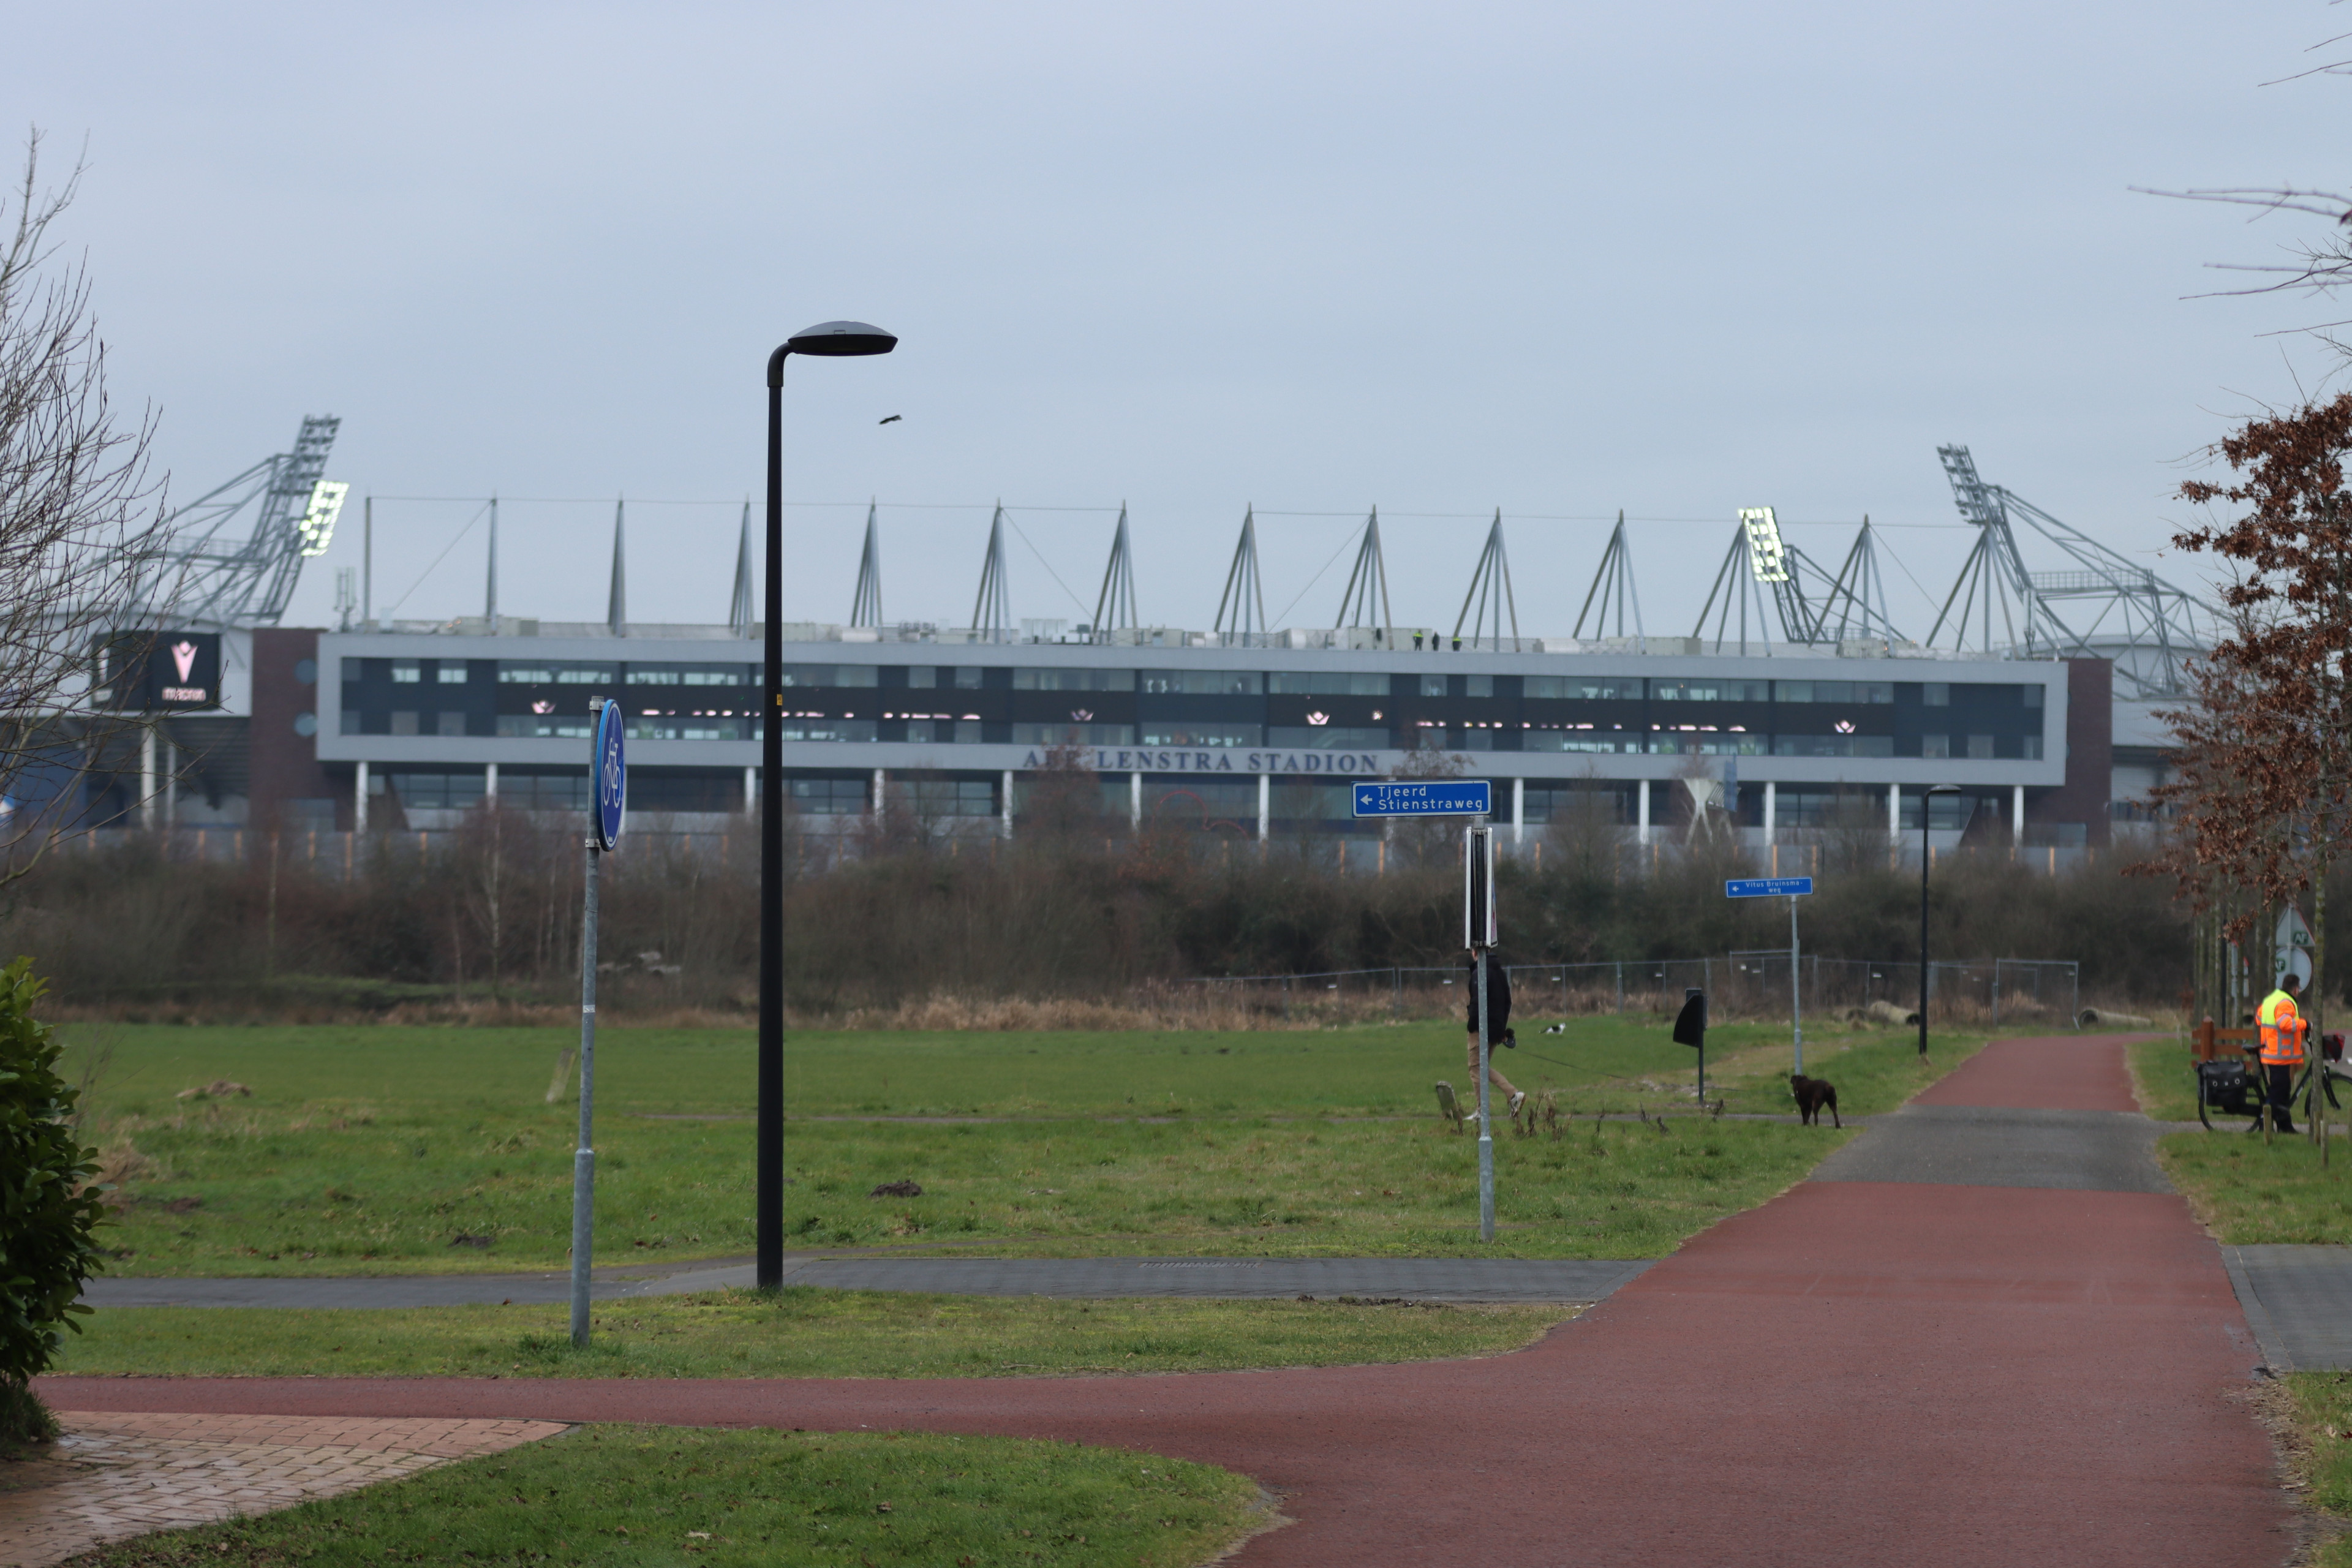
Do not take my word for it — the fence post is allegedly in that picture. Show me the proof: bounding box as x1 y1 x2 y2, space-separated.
1392 967 1400 1018
1615 961 1624 1014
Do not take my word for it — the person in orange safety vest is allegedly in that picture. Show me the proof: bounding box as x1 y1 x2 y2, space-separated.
2257 973 2309 1134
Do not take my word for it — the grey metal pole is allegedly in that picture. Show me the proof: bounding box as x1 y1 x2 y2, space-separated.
1790 894 1803 1074
1918 793 1931 1057
758 349 790 1288
570 826 600 1348
1476 941 1494 1242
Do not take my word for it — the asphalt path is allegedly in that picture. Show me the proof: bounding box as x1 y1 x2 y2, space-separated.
82 1257 1655 1308
45 1034 2297 1566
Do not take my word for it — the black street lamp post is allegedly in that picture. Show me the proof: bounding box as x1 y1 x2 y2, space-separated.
1919 783 1961 1057
761 322 897 1290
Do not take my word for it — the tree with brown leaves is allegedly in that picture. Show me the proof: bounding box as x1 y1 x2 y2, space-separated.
2168 394 2352 1061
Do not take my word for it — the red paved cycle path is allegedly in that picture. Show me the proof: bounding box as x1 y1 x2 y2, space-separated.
43 1035 2294 1566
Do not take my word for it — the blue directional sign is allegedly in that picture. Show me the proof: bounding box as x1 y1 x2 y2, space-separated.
592 699 627 851
1352 780 1493 818
1725 876 1814 899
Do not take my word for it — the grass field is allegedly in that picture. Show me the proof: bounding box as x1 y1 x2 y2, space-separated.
59 1015 1972 1274
52 1288 1571 1379
2125 1033 2352 1245
53 1424 1266 1567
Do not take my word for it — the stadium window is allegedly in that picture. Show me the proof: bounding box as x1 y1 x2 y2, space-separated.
1524 676 1640 701
1775 681 1891 704
1419 675 1446 697
1138 724 1263 747
1011 668 1136 691
2022 684 2043 709
1967 734 1994 760
789 778 869 815
1267 725 1389 748
779 664 879 688
1268 672 1387 695
391 661 421 684
907 666 938 688
1463 675 1494 698
436 665 469 684
1921 734 1950 759
1139 669 1263 695
952 667 984 690
1923 682 1950 706
1651 679 1769 703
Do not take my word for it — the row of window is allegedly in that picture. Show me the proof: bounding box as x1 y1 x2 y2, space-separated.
343 708 2045 760
363 767 2018 829
350 658 2039 709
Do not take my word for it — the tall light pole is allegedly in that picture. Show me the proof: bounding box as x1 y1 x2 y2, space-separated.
761 320 897 1290
1919 782 1961 1057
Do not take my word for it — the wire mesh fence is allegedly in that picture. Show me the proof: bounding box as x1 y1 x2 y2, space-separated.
1177 955 2081 1030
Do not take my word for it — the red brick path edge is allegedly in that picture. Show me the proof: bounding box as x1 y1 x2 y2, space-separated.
42 1036 2298 1567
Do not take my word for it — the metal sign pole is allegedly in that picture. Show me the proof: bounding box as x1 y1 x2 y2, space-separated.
570 829 598 1347
1790 894 1803 1074
571 695 626 1349
1468 816 1495 1243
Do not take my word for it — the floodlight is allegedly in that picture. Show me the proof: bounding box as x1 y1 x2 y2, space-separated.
1740 507 1790 583
298 480 350 558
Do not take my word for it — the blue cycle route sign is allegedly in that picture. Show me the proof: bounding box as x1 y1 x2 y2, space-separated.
1352 780 1493 818
592 699 627 851
1725 876 1813 899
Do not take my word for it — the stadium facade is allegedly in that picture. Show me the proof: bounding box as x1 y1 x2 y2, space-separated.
156 620 2117 854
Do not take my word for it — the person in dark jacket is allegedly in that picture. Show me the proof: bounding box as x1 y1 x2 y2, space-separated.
1463 950 1523 1117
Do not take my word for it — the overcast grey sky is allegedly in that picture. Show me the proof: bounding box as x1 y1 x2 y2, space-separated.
8 2 2345 639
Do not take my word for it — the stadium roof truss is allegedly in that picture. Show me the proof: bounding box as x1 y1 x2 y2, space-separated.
1928 445 2214 699
152 415 344 629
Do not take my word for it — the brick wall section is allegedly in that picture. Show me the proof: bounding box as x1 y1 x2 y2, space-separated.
248 627 339 827
2025 657 2113 847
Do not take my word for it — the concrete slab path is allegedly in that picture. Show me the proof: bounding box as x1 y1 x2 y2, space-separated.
42 1034 2301 1566
0 1413 565 1568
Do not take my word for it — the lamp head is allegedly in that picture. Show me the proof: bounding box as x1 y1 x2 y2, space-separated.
1926 783 1962 796
785 320 898 357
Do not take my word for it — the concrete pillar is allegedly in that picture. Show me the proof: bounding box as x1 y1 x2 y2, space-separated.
1763 780 1776 838
1257 772 1270 840
139 726 156 828
1512 776 1525 847
484 762 499 801
1130 771 1142 830
743 764 756 815
355 760 369 832
1888 782 1901 839
2012 783 2025 842
873 767 886 818
1637 778 1651 843
162 737 176 829
1001 769 1014 839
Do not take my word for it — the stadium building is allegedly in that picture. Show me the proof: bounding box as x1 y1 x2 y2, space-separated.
105 421 2202 857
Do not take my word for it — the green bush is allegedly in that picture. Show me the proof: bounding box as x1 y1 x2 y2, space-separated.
0 956 105 1439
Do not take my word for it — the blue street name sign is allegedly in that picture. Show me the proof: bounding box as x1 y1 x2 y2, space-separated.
1725 876 1814 899
593 699 627 851
1352 780 1493 818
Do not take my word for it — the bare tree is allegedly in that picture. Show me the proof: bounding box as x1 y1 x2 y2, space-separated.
0 130 170 872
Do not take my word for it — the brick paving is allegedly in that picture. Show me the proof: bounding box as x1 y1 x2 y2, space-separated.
0 1412 566 1567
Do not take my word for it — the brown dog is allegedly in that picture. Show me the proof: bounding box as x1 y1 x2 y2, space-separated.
1789 1073 1840 1128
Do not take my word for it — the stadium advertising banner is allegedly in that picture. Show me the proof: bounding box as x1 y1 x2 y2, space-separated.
104 631 224 711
